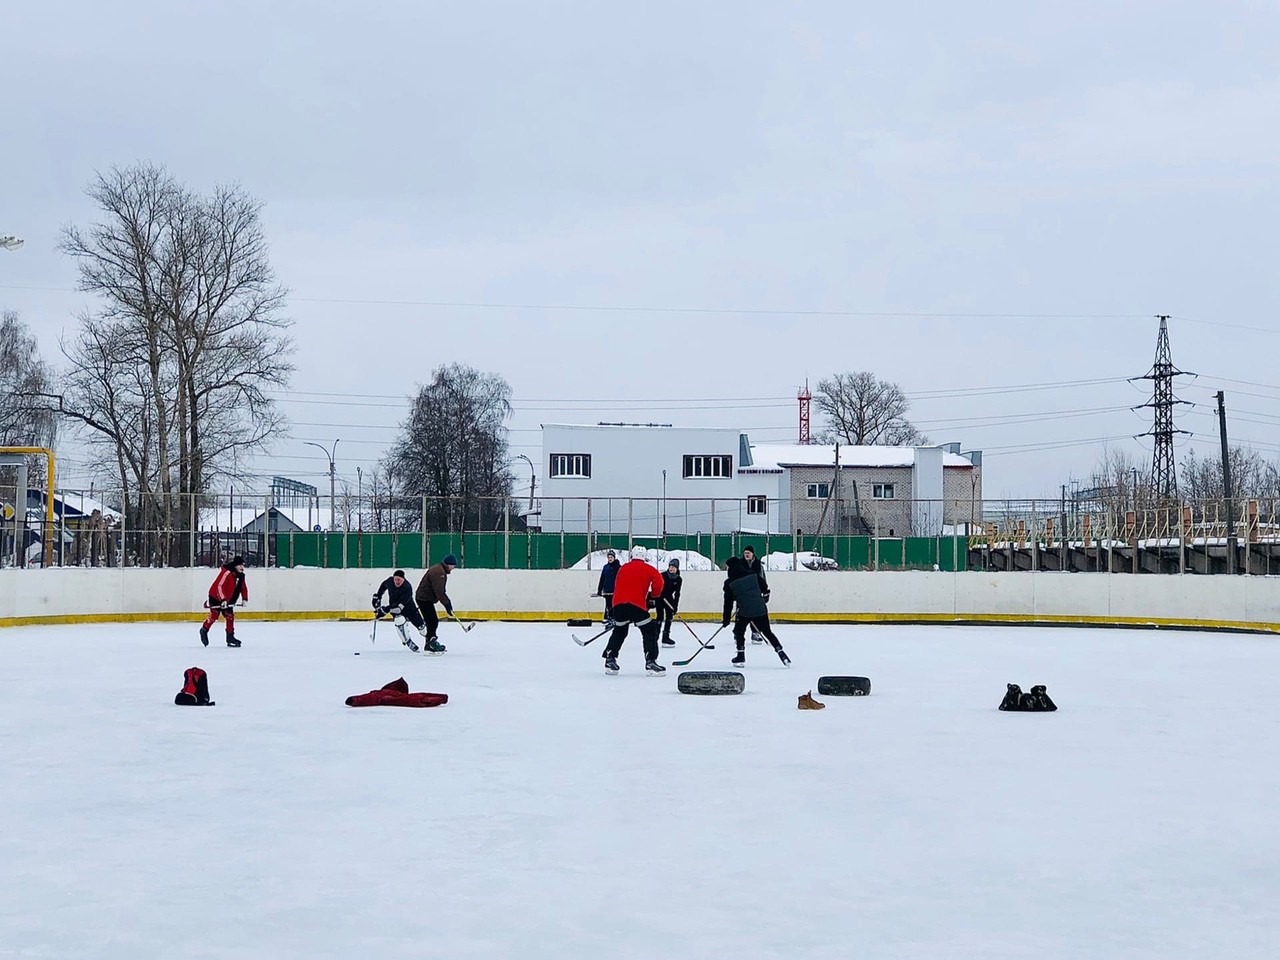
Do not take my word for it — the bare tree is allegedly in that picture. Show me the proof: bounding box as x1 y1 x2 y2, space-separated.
815 371 927 445
387 363 515 531
0 311 57 448
1180 446 1278 506
51 163 293 563
1086 445 1149 514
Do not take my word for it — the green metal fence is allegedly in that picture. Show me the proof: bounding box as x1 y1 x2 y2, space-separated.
273 529 970 571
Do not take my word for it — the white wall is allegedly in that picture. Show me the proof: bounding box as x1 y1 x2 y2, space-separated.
4 568 1280 631
541 424 748 534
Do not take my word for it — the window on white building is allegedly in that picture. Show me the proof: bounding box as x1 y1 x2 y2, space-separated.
550 453 592 478
873 482 895 499
683 454 732 479
747 495 767 515
806 482 830 499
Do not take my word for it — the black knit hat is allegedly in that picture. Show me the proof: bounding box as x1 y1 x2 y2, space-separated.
668 558 679 568
393 569 406 578
230 555 244 566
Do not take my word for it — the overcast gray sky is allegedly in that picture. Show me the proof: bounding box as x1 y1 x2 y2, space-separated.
2 0 1278 500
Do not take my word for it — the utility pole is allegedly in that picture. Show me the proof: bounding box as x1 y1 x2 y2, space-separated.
1216 391 1237 574
517 454 536 512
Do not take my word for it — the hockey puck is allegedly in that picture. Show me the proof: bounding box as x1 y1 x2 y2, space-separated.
354 652 361 656
567 618 593 627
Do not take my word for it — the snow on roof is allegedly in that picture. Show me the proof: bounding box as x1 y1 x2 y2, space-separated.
747 444 975 471
197 504 321 531
48 491 123 522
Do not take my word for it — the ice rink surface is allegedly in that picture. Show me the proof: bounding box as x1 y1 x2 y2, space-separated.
2 619 1278 959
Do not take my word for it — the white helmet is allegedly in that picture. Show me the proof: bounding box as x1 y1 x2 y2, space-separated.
630 545 648 561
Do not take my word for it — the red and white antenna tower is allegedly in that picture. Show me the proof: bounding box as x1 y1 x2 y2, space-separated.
798 381 812 444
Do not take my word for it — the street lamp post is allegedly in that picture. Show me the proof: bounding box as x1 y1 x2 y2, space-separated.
517 454 536 512
303 439 339 531
356 467 363 532
662 469 667 540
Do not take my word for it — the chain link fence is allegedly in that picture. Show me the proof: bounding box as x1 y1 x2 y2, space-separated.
5 491 1278 574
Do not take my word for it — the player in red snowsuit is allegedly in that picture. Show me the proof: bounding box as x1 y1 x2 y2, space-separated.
601 545 666 675
201 556 248 647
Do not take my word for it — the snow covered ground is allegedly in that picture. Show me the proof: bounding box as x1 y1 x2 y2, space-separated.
2 620 1278 959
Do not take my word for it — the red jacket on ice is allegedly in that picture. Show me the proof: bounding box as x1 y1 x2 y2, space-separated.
345 677 448 708
612 558 664 609
208 565 248 604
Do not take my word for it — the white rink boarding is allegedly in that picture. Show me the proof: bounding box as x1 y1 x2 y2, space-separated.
4 568 1280 631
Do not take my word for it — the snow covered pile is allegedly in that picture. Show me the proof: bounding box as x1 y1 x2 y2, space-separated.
760 551 839 571
571 548 718 571
572 548 837 571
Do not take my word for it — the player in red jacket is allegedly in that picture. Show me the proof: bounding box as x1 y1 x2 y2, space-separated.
601 545 666 676
201 555 248 647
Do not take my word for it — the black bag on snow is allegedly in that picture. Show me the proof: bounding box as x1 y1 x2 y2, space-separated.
998 683 1024 711
1028 684 1057 712
999 681 1057 712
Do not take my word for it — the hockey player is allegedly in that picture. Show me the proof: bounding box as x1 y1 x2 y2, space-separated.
722 554 789 667
742 544 770 643
414 554 457 655
656 557 682 646
200 555 247 648
593 549 621 622
602 545 666 676
372 569 425 652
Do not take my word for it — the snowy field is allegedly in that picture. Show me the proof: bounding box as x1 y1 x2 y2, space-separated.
2 619 1278 959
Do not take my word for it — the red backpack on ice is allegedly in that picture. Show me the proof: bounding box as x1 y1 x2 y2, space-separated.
175 667 215 706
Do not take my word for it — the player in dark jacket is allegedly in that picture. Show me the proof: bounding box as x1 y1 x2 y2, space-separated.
656 558 683 646
200 556 247 647
723 555 789 667
742 544 770 643
372 569 425 652
594 550 621 621
414 554 457 655
602 545 666 675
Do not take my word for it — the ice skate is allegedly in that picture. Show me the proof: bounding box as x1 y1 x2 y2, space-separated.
401 634 420 653
798 690 825 710
752 634 764 644
225 633 241 648
423 636 446 656
645 660 666 676
661 637 676 646
199 626 209 647
776 648 791 667
604 657 620 675
731 650 746 667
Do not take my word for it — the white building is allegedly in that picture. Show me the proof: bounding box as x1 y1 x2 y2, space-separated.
537 423 981 537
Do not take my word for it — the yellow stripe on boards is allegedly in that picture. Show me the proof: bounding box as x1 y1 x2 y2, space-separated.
3 610 1280 634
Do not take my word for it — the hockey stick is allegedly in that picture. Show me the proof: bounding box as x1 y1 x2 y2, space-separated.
371 613 379 645
668 604 715 650
672 623 727 666
447 611 475 633
572 623 614 647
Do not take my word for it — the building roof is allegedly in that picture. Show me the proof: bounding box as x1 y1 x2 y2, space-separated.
34 491 124 522
746 443 976 471
198 505 319 531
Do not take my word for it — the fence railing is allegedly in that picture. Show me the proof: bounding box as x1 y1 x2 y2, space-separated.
4 491 1278 572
